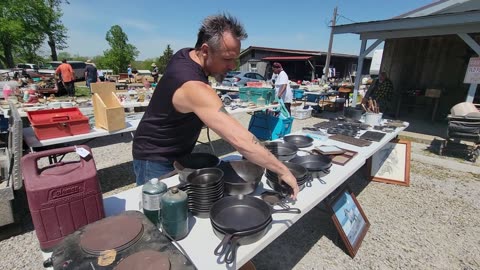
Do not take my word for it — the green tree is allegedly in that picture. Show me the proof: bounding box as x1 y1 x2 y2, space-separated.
157 44 174 74
39 0 69 61
0 0 31 67
103 25 138 74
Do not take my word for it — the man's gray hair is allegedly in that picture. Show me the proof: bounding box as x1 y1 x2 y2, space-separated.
195 13 248 50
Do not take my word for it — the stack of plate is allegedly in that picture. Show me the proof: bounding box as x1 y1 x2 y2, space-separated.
265 162 311 195
182 168 224 218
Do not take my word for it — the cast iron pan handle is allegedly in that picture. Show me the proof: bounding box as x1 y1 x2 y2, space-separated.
214 233 234 256
224 236 240 264
271 208 301 214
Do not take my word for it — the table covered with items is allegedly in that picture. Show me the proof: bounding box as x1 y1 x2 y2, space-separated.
36 115 408 270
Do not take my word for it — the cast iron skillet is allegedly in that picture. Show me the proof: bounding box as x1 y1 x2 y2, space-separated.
217 160 264 195
210 196 300 264
283 135 314 148
263 141 298 160
174 153 220 181
212 221 271 264
289 154 332 182
289 154 332 171
210 195 300 233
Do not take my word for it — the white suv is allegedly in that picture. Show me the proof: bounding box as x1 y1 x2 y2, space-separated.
15 63 39 71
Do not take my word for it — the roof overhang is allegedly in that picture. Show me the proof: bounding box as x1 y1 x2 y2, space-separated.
333 9 480 40
261 56 313 61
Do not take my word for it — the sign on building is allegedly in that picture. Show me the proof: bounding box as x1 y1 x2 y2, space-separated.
464 57 480 84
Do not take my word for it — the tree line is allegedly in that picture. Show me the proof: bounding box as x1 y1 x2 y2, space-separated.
0 0 173 74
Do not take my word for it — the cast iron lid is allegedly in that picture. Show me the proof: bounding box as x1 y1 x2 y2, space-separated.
80 215 144 255
114 250 170 270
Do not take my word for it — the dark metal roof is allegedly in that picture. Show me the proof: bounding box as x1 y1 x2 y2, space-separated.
262 56 313 61
332 0 480 39
240 46 368 59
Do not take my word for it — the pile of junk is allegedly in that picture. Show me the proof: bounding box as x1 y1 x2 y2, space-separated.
440 102 480 162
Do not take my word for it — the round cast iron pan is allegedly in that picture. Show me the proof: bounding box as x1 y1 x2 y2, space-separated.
212 222 271 264
283 135 314 148
174 153 220 181
209 195 300 233
289 154 332 171
183 168 223 187
263 141 298 156
217 160 264 195
265 161 308 180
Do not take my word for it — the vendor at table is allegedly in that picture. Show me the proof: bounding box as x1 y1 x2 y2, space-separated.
362 71 393 113
132 14 299 198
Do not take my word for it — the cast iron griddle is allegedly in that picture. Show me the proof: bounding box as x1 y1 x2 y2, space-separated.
359 131 386 142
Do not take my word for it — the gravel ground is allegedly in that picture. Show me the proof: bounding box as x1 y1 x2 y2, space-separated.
0 112 479 270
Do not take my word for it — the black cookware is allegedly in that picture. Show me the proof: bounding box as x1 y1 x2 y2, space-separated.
174 153 220 181
263 141 298 161
289 154 332 179
212 222 271 264
181 168 224 218
217 160 264 195
210 196 300 264
283 135 314 148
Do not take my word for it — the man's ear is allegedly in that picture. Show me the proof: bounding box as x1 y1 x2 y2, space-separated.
200 43 209 57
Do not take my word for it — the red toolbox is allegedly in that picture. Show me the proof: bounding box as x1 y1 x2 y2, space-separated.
21 145 105 251
26 107 90 140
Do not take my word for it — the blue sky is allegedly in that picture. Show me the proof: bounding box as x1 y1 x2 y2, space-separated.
57 0 435 60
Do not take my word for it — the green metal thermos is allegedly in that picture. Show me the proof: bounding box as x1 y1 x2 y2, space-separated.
161 187 189 240
142 178 168 227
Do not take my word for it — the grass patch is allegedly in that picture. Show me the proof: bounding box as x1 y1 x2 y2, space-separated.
75 86 91 97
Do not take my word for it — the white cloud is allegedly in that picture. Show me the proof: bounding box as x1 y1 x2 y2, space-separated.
119 19 156 33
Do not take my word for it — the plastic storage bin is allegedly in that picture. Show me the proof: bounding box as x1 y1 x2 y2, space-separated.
293 89 305 99
248 111 294 140
239 87 275 105
26 107 90 140
292 107 313 120
306 93 319 103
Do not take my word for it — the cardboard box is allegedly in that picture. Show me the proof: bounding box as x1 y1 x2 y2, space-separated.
91 82 126 131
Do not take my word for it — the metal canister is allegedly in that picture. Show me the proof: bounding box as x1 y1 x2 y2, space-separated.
142 178 168 227
161 187 189 240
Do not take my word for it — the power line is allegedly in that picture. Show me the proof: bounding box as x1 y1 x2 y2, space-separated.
337 13 357 24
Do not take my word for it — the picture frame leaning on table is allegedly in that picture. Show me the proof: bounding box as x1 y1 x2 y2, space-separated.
326 186 370 258
367 139 412 187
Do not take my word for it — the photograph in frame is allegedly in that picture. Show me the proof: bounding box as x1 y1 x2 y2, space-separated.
329 187 370 257
368 139 411 186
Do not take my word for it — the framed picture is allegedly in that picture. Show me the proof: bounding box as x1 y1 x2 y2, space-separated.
327 187 370 258
367 139 411 186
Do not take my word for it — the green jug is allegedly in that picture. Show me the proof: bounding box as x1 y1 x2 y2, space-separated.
161 187 189 240
142 178 167 227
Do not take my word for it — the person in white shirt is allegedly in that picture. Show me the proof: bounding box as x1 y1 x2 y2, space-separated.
271 62 293 114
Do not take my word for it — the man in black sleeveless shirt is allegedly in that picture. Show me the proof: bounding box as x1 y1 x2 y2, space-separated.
132 14 299 199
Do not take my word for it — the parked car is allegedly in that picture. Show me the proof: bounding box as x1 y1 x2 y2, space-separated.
15 63 39 71
221 71 241 86
38 61 86 81
222 71 266 87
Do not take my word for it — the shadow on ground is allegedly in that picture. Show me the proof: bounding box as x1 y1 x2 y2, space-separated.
251 171 371 269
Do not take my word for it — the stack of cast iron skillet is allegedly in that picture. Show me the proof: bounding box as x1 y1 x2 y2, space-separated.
210 196 300 264
265 162 312 195
180 168 224 218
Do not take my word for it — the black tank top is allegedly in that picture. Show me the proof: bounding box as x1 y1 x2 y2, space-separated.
132 48 208 161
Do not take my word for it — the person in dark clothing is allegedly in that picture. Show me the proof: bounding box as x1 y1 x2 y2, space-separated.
84 59 98 90
363 71 394 113
131 14 299 198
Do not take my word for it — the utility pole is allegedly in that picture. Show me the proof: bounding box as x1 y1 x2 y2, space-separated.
323 6 337 81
